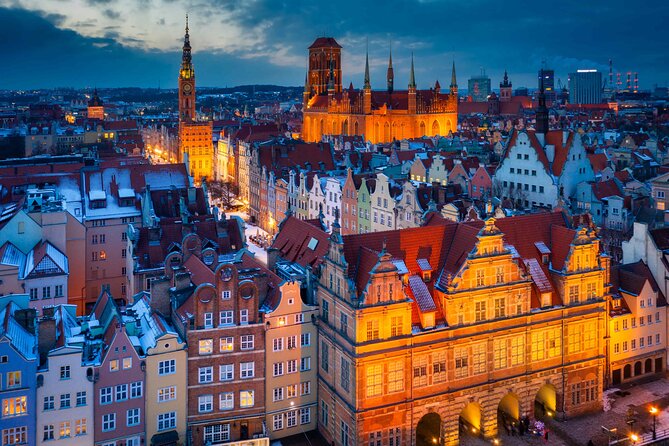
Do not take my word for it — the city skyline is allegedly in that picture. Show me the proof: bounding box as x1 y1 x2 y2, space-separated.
2 0 668 90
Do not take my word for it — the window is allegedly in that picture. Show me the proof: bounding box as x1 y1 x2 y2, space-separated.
301 333 311 346
341 421 350 446
273 337 284 352
341 359 350 392
43 424 54 441
632 339 637 350
42 286 51 299
158 359 176 375
116 384 128 401
29 288 38 300
109 359 119 371
455 348 469 378
301 381 311 395
199 366 214 383
99 250 107 260
273 387 284 402
495 266 504 284
204 424 230 443
321 400 329 427
494 297 506 318
219 310 233 326
295 313 304 324
44 396 54 411
301 407 311 425
220 364 234 381
240 334 254 350
273 362 284 377
475 301 486 322
390 316 403 337
73 391 86 407
222 290 231 300
240 390 254 408
198 339 213 355
614 343 620 354
219 392 234 411
53 365 69 382
301 356 311 371
388 361 404 393
287 359 297 374
240 362 255 379
476 269 485 287
287 335 297 350
204 312 213 328
494 339 508 370
366 364 383 397
510 337 524 366
100 387 112 404
623 319 628 330
2 427 27 445
322 300 329 322
472 343 486 374
657 334 661 344
569 324 582 353
287 410 297 427
366 319 379 341
623 341 628 352
127 408 140 426
199 395 213 413
158 386 176 402
102 413 116 432
6 372 20 388
158 412 177 431
123 357 132 369
273 413 284 431
220 337 234 352
240 309 248 324
571 379 597 406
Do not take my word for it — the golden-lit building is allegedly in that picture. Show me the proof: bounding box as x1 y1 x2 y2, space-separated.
178 15 214 184
87 88 105 120
317 213 607 446
302 37 458 144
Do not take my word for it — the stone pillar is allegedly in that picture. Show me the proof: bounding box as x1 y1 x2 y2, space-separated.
443 415 460 446
482 405 499 439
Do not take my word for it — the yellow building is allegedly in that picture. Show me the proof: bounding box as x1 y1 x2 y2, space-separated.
609 261 666 386
132 296 188 446
302 37 458 144
263 281 319 439
316 213 607 446
177 15 214 183
87 88 105 120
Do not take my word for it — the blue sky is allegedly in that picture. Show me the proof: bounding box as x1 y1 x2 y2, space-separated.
1 0 667 90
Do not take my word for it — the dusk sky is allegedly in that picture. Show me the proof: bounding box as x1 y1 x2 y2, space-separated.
2 0 668 90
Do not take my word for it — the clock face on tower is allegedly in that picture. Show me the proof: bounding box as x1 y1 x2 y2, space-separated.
183 83 192 95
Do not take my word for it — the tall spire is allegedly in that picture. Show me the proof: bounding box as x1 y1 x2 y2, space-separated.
363 40 371 90
387 41 394 94
409 53 416 89
181 14 193 74
450 59 457 91
536 67 549 134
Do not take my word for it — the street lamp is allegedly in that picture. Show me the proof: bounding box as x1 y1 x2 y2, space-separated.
630 433 639 445
650 406 658 440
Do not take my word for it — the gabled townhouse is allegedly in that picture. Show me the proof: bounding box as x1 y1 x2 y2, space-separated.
574 179 630 230
128 295 187 446
623 222 669 300
36 305 93 446
357 178 373 234
608 261 667 386
308 174 326 221
0 296 37 446
340 170 358 235
494 130 594 209
171 252 269 446
395 181 422 230
469 165 493 199
262 280 319 439
323 177 344 232
369 173 398 232
89 291 146 446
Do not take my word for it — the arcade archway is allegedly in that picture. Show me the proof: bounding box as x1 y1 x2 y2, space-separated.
416 412 441 446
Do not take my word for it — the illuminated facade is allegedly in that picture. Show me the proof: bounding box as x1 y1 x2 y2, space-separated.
302 38 458 144
87 88 104 120
178 15 214 183
317 213 607 446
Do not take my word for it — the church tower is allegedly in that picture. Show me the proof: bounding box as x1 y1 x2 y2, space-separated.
178 15 196 122
535 70 549 135
387 45 394 94
87 88 105 120
307 37 342 97
450 60 458 96
500 70 512 102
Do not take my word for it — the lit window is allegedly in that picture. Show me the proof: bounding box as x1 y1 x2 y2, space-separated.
199 339 213 355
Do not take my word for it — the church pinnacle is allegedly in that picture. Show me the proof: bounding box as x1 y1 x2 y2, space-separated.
363 42 371 90
409 53 416 89
450 60 457 93
387 43 394 94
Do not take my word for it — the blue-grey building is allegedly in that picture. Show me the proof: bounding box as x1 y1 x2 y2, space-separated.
0 295 37 446
569 70 603 104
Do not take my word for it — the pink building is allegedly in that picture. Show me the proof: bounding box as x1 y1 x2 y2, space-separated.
469 165 494 199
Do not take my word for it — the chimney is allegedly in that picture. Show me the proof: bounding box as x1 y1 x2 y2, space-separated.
38 316 57 361
174 271 191 292
14 308 37 335
148 277 171 316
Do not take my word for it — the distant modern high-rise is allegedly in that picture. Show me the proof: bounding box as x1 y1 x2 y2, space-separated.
468 73 491 102
538 68 555 102
569 70 603 104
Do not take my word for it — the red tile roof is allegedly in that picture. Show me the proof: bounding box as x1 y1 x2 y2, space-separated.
271 216 330 268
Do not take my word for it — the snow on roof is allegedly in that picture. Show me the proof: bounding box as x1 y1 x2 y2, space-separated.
1 243 25 268
118 188 135 199
0 302 36 361
89 190 106 201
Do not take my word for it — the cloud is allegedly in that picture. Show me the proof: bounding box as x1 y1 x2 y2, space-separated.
0 1 667 89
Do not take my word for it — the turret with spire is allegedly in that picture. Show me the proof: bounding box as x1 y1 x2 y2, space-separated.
363 43 372 114
386 43 394 94
535 68 549 136
181 15 193 78
500 70 512 102
408 53 417 114
450 60 458 95
178 14 196 122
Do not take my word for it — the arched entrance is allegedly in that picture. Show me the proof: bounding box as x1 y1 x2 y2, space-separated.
416 412 441 446
624 364 632 379
645 358 653 374
459 402 483 439
634 361 642 376
535 384 557 418
498 393 520 436
419 121 426 136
